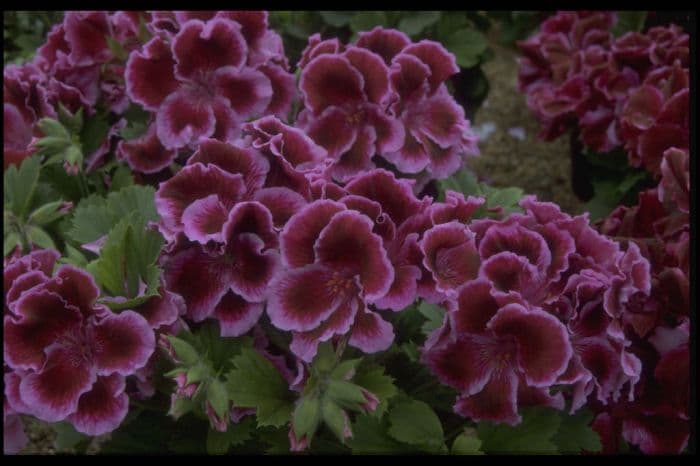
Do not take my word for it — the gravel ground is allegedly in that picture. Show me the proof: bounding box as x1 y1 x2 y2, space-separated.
17 37 585 457
468 42 584 215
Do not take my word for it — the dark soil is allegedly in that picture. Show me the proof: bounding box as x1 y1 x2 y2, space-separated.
468 42 584 215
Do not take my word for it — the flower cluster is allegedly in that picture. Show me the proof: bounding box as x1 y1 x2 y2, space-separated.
3 11 154 171
296 27 479 186
592 146 689 454
125 12 295 159
518 12 689 175
421 195 649 425
3 250 155 437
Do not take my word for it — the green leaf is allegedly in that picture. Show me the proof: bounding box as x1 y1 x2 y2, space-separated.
347 414 409 454
168 336 200 365
4 232 20 256
57 104 84 135
483 185 524 215
38 117 70 139
387 399 445 452
352 365 397 417
397 11 442 36
53 421 88 451
321 399 349 443
4 155 41 218
310 341 337 375
68 184 158 244
552 408 602 454
417 301 445 335
612 11 647 37
206 417 255 454
87 214 163 299
439 167 481 198
584 179 622 223
477 406 561 454
293 396 321 439
319 11 354 27
349 11 387 33
59 243 88 267
26 225 55 249
119 105 151 141
109 165 135 191
326 380 367 410
195 322 253 372
451 429 483 455
329 358 363 380
226 348 294 427
79 112 111 156
445 28 489 68
207 379 229 419
27 200 66 226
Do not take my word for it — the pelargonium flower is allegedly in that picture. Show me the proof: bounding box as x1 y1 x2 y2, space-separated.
380 38 479 179
420 195 652 426
591 147 689 454
267 199 395 361
3 262 155 435
296 27 478 184
518 14 689 173
423 279 572 425
343 169 435 309
619 63 688 175
296 43 404 181
126 14 294 150
162 200 280 334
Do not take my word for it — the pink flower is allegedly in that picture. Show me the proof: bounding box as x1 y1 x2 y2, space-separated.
297 45 404 181
268 200 395 361
424 280 571 425
126 15 294 150
3 264 155 435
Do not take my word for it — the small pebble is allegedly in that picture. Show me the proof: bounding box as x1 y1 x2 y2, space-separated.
507 126 526 141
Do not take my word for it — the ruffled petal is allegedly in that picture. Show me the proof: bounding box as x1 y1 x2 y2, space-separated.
487 304 572 387
423 334 496 394
300 54 365 113
344 168 421 226
189 138 269 193
348 308 394 354
344 46 392 105
125 36 179 111
228 233 281 302
253 187 308 229
117 123 178 174
91 310 155 376
402 40 459 91
155 89 216 150
213 290 264 337
314 209 394 300
305 106 358 159
19 345 96 422
453 369 520 425
356 27 411 64
155 162 245 241
421 222 480 292
213 66 272 118
267 264 346 332
172 18 247 79
4 290 82 370
163 246 233 322
450 279 502 334
68 374 128 436
181 194 229 244
280 200 346 267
